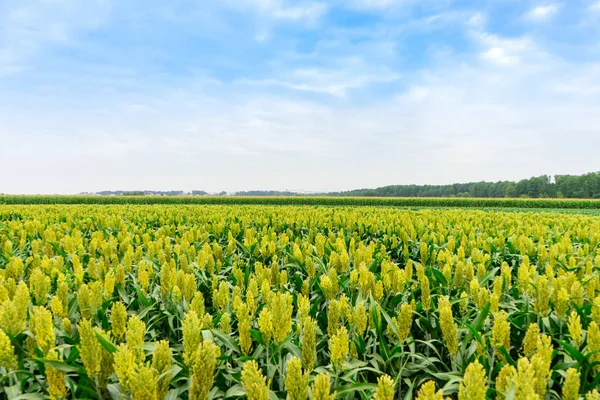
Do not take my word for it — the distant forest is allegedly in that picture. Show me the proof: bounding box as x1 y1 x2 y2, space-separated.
91 172 600 199
335 172 600 199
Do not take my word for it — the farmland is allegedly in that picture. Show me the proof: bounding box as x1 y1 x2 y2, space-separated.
1 204 600 399
3 195 600 210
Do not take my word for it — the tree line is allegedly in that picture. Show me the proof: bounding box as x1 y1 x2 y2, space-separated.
335 172 600 199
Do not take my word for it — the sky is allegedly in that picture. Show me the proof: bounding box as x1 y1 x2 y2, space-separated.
1 0 600 194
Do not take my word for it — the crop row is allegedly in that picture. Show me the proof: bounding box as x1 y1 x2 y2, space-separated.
2 196 600 209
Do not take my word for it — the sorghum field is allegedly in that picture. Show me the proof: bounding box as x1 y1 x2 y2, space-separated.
0 205 599 399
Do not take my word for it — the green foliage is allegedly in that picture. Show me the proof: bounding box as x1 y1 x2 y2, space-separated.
2 195 600 209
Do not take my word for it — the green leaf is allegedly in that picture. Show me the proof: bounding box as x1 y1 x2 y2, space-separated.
463 302 490 345
95 331 118 353
211 329 240 353
334 383 378 395
557 340 586 363
224 385 245 398
32 358 84 373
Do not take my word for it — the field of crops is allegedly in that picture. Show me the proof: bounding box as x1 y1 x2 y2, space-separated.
1 205 599 400
2 196 600 210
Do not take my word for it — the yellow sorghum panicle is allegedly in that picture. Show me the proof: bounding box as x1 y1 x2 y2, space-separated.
182 311 203 367
190 292 206 317
306 257 316 279
330 326 348 369
490 293 500 313
517 257 533 295
301 279 310 296
492 310 510 353
568 311 582 345
354 301 368 335
374 280 384 301
49 296 64 319
478 287 489 309
126 315 146 361
160 261 176 298
241 360 269 400
128 363 159 400
588 322 600 370
78 319 103 379
270 291 293 344
320 275 336 300
15 281 30 318
571 281 584 308
416 380 443 400
458 361 487 400
258 308 273 345
495 364 517 398
0 284 28 336
45 350 68 399
514 357 538 399
592 296 600 324
213 281 229 311
172 285 182 303
555 288 569 319
523 323 540 358
77 284 93 319
534 275 550 316
301 317 317 371
138 262 150 292
189 340 220 400
350 341 358 359
421 275 431 311
469 279 479 298
532 335 553 397
30 268 51 305
374 374 395 400
219 311 231 334
104 270 115 299
30 306 55 354
562 368 580 400
111 302 128 341
586 390 600 400
114 344 137 390
311 373 335 400
459 291 469 314
395 301 415 343
297 294 310 323
438 296 458 356
62 318 71 336
235 302 253 355
327 298 345 336
72 255 84 285
0 328 17 370
152 340 172 399
285 356 309 400
6 257 23 280
115 264 125 288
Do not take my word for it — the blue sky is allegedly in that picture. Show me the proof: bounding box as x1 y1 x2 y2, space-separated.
1 0 600 194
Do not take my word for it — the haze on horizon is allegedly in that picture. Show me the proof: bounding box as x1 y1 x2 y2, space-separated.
1 0 600 195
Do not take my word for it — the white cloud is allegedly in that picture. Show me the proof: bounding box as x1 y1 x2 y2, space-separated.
473 32 534 67
346 0 416 10
590 1 600 11
468 12 486 27
236 61 400 97
225 0 327 22
480 47 520 66
271 2 327 20
524 4 560 21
